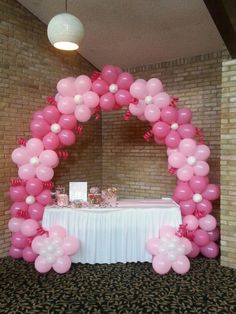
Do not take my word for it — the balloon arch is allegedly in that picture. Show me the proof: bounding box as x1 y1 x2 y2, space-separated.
8 65 220 274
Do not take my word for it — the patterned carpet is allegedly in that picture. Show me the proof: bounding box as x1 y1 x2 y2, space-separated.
0 257 236 314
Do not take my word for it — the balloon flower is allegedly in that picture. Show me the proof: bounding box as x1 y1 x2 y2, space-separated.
32 225 80 274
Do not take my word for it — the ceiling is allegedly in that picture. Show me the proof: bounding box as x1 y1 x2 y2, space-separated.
17 0 224 70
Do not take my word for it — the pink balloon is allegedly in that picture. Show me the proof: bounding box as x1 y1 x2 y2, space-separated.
74 105 92 122
144 104 160 122
129 100 146 116
194 145 210 161
196 199 213 216
58 130 76 146
9 245 23 259
52 255 72 274
167 148 178 157
180 200 196 216
146 238 160 255
174 183 193 201
152 121 170 138
36 189 52 205
57 78 76 97
63 236 80 255
18 163 36 180
183 215 199 231
159 225 176 237
57 97 76 114
187 241 200 258
35 255 52 273
153 92 171 109
20 219 39 237
32 110 44 120
10 186 27 202
31 235 46 254
130 80 147 99
193 161 209 176
74 75 92 94
101 65 118 84
43 132 60 150
36 165 54 182
10 202 28 218
26 138 44 157
165 130 181 148
22 246 38 262
189 176 208 193
26 178 43 196
177 108 192 124
11 147 29 166
8 217 24 232
152 254 172 275
202 184 220 201
146 78 163 96
49 225 66 238
172 255 190 274
200 241 219 258
117 72 134 89
55 93 63 102
178 124 196 139
168 152 186 168
30 119 50 138
198 214 217 232
43 105 60 124
11 231 28 249
207 227 220 242
92 79 108 95
181 238 192 255
193 229 210 246
115 89 132 106
179 139 197 156
28 202 44 220
59 114 77 130
39 150 59 167
160 106 177 124
82 91 99 108
177 165 194 181
99 92 115 111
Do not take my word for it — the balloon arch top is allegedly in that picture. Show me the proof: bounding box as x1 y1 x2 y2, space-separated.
9 65 220 273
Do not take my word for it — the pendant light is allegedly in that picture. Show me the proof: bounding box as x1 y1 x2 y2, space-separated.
47 0 84 51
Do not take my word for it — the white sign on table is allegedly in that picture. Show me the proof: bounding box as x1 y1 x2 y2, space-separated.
69 182 87 202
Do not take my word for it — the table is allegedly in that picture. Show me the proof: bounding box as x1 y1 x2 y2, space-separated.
42 199 182 264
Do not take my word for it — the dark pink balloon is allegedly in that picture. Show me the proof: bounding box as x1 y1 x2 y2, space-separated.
43 105 60 124
92 79 109 95
9 246 23 259
36 189 53 206
207 227 220 242
178 124 196 139
22 246 38 262
28 202 44 221
180 200 196 216
196 199 213 216
187 241 200 258
30 119 50 138
202 184 220 201
174 183 193 201
177 108 192 124
193 229 210 247
59 114 77 130
161 106 177 124
25 178 43 196
165 130 181 148
11 232 28 249
101 65 118 84
58 130 76 146
10 186 27 202
43 132 60 150
32 110 44 120
200 242 219 258
100 92 115 111
152 121 170 138
117 72 134 89
10 202 28 217
115 89 132 106
189 176 208 193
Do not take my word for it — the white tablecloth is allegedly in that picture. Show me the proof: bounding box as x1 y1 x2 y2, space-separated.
42 199 182 264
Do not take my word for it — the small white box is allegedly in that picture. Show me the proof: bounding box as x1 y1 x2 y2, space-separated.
69 182 87 202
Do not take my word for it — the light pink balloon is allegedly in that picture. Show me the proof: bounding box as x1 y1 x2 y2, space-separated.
57 97 76 114
18 163 36 180
179 139 197 156
187 241 200 258
20 219 39 237
207 227 220 242
177 108 192 124
146 238 160 255
36 165 54 182
99 92 115 111
183 215 199 231
101 65 118 84
55 93 63 102
92 79 108 95
63 236 80 255
165 130 181 148
193 161 209 176
181 238 193 255
43 132 60 150
35 255 52 273
75 75 91 94
10 186 27 202
189 176 208 193
178 124 196 139
31 235 46 254
130 80 147 99
43 105 60 124
11 147 30 165
57 78 77 97
153 92 171 108
22 246 38 262
200 241 219 258
172 255 190 274
117 72 134 89
39 150 58 168
177 165 194 181
198 214 217 232
144 104 160 122
59 114 77 130
202 184 220 201
194 145 210 161
52 255 72 274
36 189 52 205
193 229 210 246
28 202 44 221
115 89 132 106
9 246 23 259
167 148 178 157
83 91 100 108
152 254 172 275
8 217 24 232
146 78 163 96
159 225 176 237
160 106 177 124
129 100 146 116
168 152 186 168
58 130 76 146
49 225 66 238
74 105 92 122
26 138 44 157
180 200 196 216
152 121 170 138
11 231 28 249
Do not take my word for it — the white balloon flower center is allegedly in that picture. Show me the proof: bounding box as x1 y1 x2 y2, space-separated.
187 156 197 166
193 193 203 203
25 195 35 205
109 84 118 93
74 94 83 105
145 95 153 105
51 123 61 134
30 156 40 166
171 123 179 130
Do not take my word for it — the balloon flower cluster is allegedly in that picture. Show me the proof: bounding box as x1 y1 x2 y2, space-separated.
146 225 192 275
8 64 220 274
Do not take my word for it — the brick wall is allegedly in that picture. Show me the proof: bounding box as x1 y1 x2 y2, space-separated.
221 58 236 269
0 0 100 257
